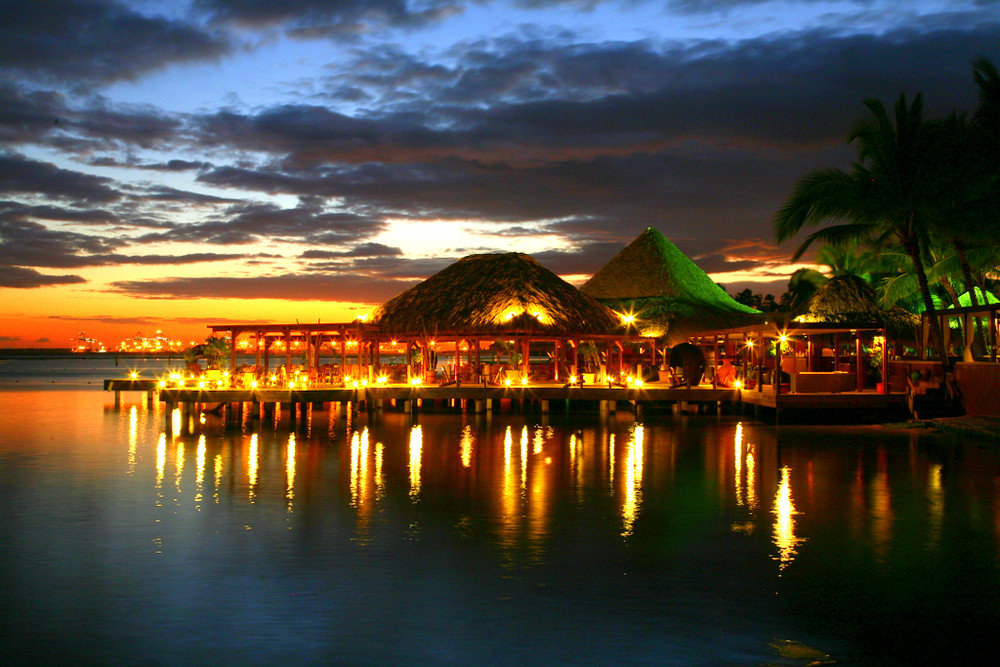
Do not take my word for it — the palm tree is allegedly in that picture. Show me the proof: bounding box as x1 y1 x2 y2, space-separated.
946 58 1000 302
912 60 1000 359
968 57 1000 279
814 242 878 281
774 93 945 357
973 58 1000 141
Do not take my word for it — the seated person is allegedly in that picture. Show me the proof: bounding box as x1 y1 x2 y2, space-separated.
714 358 737 387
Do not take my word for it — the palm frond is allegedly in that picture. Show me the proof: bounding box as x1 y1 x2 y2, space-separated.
791 223 877 261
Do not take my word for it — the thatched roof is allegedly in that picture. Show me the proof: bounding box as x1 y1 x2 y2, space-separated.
371 253 623 335
579 227 762 342
795 274 918 334
946 287 1000 308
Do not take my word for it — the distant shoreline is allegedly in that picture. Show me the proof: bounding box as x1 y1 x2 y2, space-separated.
0 349 185 358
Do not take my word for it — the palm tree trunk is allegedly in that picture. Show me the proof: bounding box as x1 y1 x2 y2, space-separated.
953 236 982 361
903 235 946 361
954 237 980 308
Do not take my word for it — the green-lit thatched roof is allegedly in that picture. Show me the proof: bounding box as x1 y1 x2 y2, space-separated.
945 287 1000 309
795 274 918 335
579 227 762 342
371 253 623 335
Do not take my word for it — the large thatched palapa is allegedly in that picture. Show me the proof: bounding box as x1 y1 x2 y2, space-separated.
371 252 623 335
580 227 762 343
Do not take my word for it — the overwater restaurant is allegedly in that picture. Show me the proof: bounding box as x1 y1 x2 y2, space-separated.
204 228 908 396
108 227 1000 421
209 253 658 388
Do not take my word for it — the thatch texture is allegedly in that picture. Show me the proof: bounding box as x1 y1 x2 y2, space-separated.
371 253 623 335
947 288 1000 308
796 274 918 334
580 227 762 342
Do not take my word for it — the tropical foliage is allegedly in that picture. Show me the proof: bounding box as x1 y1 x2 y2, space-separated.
771 59 1000 359
183 336 231 369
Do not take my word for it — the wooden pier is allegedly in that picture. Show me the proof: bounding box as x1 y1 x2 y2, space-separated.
153 383 738 428
104 378 159 408
106 378 913 429
739 385 908 421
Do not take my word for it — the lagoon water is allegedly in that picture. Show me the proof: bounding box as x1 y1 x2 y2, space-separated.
2 356 999 665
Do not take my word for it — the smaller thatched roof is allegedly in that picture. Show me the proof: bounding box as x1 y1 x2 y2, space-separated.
371 253 623 335
946 288 1000 309
795 274 918 335
580 227 762 342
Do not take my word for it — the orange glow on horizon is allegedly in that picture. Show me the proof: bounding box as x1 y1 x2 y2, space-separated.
0 294 373 349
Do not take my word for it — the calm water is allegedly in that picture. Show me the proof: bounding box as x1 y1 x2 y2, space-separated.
2 359 999 665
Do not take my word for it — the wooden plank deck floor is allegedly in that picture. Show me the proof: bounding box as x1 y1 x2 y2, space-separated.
154 382 739 405
107 378 912 423
108 378 907 409
740 386 908 411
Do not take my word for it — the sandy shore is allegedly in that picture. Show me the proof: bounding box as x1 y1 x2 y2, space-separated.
881 415 1000 442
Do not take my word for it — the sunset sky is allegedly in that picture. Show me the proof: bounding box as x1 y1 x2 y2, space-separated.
2 0 998 348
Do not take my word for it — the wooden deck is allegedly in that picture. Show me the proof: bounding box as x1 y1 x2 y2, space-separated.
106 377 916 429
740 385 908 415
154 382 739 409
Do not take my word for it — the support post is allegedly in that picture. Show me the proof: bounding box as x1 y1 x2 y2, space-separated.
856 336 864 392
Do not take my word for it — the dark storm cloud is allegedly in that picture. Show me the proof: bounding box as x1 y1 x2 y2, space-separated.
0 83 186 157
0 153 121 203
664 0 996 15
301 242 404 259
0 83 69 144
381 26 993 147
191 25 997 172
16 204 119 225
347 255 453 279
194 0 463 36
0 265 86 288
138 186 239 205
148 160 213 172
0 206 123 268
137 199 385 246
178 21 997 281
0 202 252 269
0 0 231 88
109 272 412 303
102 252 257 265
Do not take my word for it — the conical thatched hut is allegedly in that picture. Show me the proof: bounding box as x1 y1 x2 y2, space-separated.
371 252 623 335
580 227 762 343
796 274 918 336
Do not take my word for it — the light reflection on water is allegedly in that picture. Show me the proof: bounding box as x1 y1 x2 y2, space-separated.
2 390 1000 665
622 424 644 537
772 466 804 570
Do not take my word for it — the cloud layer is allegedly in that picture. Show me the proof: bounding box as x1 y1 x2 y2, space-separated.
1 0 997 311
